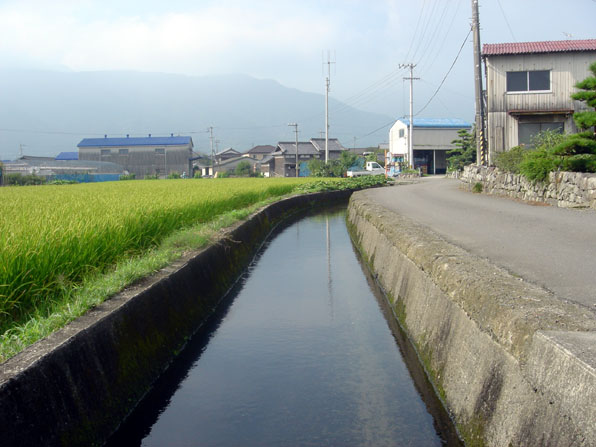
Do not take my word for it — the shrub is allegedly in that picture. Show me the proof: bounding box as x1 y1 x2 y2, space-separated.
518 148 558 182
5 173 46 186
472 182 483 193
120 173 136 180
167 171 181 179
494 145 528 173
234 161 252 177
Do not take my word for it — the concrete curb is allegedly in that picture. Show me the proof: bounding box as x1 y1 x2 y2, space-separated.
0 190 352 447
347 192 596 446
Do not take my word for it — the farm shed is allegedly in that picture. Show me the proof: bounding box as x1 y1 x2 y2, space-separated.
78 135 194 178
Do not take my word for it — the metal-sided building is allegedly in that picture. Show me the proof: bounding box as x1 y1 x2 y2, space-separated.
483 39 596 162
388 119 471 175
77 135 194 178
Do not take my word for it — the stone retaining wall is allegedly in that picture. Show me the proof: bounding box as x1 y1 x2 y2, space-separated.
0 190 352 447
460 165 596 209
347 193 596 446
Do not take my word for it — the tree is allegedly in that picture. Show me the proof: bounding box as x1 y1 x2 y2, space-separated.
234 160 252 177
307 151 359 177
447 128 476 171
548 61 596 173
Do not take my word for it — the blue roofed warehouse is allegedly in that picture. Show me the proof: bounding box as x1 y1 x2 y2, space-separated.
388 118 472 175
78 135 194 178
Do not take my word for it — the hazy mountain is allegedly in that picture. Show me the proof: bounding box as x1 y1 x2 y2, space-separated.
0 70 394 159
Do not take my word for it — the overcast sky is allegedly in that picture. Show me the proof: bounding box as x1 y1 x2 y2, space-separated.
1 0 595 126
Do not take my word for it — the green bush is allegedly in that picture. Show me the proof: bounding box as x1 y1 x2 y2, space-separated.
120 173 136 180
5 173 46 186
234 161 252 177
167 171 181 179
472 182 483 193
494 145 528 174
518 148 558 182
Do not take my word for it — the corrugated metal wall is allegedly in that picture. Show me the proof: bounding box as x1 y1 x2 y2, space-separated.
485 51 596 158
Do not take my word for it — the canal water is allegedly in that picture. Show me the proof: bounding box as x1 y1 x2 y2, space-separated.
107 207 461 446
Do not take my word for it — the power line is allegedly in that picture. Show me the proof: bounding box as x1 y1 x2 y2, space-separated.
415 27 472 116
496 0 517 42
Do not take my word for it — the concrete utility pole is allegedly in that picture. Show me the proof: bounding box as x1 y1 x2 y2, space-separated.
288 123 299 177
208 126 215 175
324 51 335 163
399 64 419 169
472 0 487 165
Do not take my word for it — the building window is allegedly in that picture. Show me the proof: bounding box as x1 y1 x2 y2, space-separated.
399 129 405 138
507 70 550 92
518 122 563 146
155 148 165 155
100 149 111 156
119 148 129 155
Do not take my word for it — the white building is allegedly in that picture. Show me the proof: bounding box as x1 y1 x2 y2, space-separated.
483 39 596 162
388 118 472 175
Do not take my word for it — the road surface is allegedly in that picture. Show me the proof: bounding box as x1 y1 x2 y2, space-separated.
361 177 596 311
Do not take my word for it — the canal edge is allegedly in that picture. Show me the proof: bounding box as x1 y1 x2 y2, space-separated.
346 191 596 447
0 189 352 447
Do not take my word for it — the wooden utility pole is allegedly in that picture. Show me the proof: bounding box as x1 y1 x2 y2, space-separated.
472 0 487 165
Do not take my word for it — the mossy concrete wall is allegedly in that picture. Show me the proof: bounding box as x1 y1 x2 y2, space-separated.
0 190 352 447
347 193 596 446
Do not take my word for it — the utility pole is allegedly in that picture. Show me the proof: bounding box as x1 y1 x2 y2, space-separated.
208 126 215 176
472 0 487 165
324 51 335 163
399 64 419 169
288 123 299 177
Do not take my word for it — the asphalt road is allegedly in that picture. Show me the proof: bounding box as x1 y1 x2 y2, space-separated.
361 177 596 311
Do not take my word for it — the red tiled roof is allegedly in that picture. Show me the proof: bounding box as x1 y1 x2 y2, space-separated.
483 39 596 56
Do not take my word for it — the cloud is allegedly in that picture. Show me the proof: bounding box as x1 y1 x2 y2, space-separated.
0 1 341 74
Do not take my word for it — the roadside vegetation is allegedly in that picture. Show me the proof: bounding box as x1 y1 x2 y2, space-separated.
0 175 386 362
447 128 476 171
307 151 360 177
494 61 596 182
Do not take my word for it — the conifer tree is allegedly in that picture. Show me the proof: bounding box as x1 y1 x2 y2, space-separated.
551 61 596 171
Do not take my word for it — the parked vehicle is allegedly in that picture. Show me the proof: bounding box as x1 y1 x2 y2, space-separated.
346 161 385 177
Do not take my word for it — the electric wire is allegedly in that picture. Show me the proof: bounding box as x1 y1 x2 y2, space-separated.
496 0 517 42
415 27 472 116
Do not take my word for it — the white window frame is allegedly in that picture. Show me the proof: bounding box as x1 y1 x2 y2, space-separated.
506 70 551 94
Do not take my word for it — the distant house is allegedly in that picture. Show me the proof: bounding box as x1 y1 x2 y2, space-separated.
213 156 261 176
215 148 241 164
77 135 193 178
263 138 347 177
245 145 275 160
482 39 596 162
388 119 471 175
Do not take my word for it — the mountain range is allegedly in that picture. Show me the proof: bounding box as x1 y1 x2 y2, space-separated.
0 70 395 159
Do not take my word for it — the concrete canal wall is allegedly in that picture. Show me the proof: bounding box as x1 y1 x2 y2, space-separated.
0 190 352 447
347 193 596 446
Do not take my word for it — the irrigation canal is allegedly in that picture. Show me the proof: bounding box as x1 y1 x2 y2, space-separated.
106 207 461 446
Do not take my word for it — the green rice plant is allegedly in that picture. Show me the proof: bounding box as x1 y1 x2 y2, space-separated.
0 178 314 331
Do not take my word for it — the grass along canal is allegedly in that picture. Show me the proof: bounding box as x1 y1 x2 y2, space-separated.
106 207 461 446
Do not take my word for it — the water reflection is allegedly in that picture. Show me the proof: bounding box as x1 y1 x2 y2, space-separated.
106 207 460 446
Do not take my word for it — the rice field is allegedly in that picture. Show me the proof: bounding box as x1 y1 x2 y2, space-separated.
0 177 318 331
